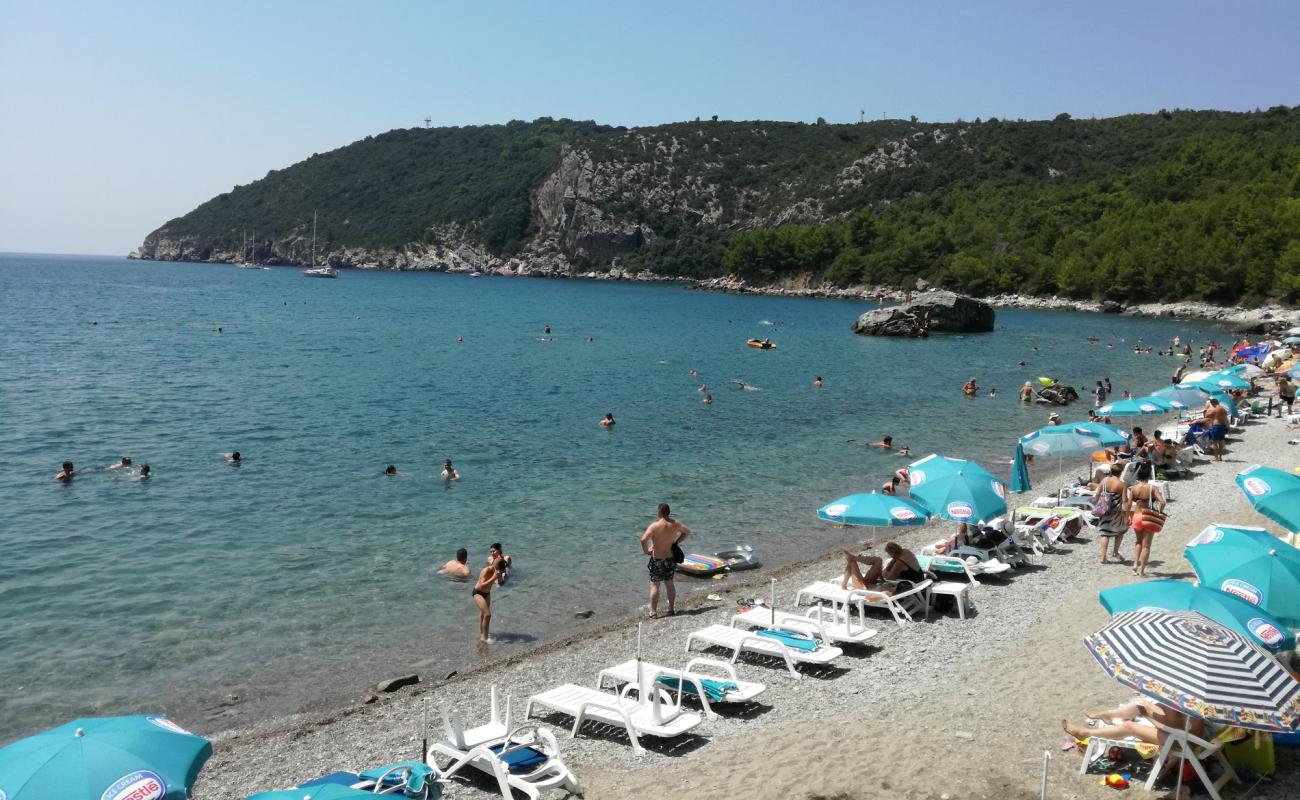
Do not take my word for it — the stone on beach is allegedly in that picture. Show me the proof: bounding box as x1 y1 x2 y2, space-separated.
374 674 419 693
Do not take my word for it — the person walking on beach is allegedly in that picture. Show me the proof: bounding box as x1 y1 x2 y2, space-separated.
1197 399 1229 462
1092 463 1129 564
1277 375 1296 417
1127 464 1166 578
472 554 507 643
640 503 690 618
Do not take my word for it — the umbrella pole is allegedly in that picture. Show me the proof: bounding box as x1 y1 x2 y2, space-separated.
770 577 776 627
420 697 428 763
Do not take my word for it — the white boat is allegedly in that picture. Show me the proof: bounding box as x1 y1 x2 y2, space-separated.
469 271 482 277
302 212 337 278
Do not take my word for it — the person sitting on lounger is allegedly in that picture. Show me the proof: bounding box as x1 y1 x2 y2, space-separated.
1062 699 1202 745
840 541 923 594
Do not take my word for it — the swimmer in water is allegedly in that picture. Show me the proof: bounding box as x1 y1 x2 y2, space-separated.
441 459 460 480
138 465 151 480
698 383 707 393
224 451 241 464
457 335 464 343
384 464 398 476
600 413 616 427
897 445 911 457
962 378 978 396
814 376 823 388
55 460 75 482
867 436 894 449
1017 360 1026 367
544 324 551 335
489 542 513 582
689 369 698 378
988 388 997 398
109 457 133 470
440 547 471 580
703 393 713 404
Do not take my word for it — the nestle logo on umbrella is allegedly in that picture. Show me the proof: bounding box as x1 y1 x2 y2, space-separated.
823 504 848 518
1221 578 1263 606
101 770 166 800
1242 477 1270 496
1189 527 1223 546
1248 618 1284 646
946 502 973 519
890 507 917 521
991 480 1005 498
909 470 926 486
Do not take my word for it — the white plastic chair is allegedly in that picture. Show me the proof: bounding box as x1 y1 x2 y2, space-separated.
923 555 979 620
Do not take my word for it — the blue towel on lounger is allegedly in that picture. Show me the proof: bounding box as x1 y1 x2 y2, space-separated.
655 674 738 703
755 628 818 651
488 743 549 773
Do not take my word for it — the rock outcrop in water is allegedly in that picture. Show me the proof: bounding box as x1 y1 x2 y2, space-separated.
851 291 995 337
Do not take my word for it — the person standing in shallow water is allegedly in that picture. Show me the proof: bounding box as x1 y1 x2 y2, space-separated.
640 503 690 618
472 554 506 643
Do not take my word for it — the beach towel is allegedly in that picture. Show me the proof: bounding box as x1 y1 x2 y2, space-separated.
756 628 818 651
655 674 738 703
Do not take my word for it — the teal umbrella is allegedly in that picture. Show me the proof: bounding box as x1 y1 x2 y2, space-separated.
817 492 930 527
1018 422 1128 457
906 454 1007 522
1099 579 1295 652
1151 385 1238 417
0 715 211 800
1186 524 1300 629
1194 375 1250 392
1237 464 1300 532
1011 443 1031 493
1097 397 1172 417
1284 337 1300 345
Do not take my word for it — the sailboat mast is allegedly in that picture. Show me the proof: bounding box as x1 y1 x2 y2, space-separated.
312 211 317 268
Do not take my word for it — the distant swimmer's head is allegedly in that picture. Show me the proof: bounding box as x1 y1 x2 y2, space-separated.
456 547 468 564
882 436 893 446
657 503 671 519
63 460 74 471
384 464 397 475
139 465 150 478
444 459 454 469
231 451 241 462
121 457 132 467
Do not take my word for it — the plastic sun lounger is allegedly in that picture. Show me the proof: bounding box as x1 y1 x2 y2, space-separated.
917 548 1014 576
429 686 581 799
523 681 702 756
297 762 439 798
683 623 844 678
595 657 765 720
793 578 932 626
729 605 880 646
1079 717 1239 800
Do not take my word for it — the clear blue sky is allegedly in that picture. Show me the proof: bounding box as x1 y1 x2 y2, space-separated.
2 0 1296 255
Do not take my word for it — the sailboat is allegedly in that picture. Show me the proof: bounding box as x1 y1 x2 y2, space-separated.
302 212 338 278
238 228 264 269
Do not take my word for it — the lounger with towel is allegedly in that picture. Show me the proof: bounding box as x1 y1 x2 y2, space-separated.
684 623 843 678
524 677 703 756
730 605 880 646
595 657 765 719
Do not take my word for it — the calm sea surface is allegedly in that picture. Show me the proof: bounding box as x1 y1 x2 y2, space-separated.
0 254 1221 741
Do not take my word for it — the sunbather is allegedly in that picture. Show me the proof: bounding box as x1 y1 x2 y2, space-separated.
1062 699 1202 744
840 541 923 594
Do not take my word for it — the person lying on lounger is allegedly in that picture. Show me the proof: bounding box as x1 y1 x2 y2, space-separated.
1061 699 1203 744
840 541 923 594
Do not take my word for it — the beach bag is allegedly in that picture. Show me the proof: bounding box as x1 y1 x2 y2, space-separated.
1091 491 1117 520
671 542 685 564
1130 506 1167 534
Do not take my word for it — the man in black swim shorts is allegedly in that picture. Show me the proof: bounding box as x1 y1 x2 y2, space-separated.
640 503 691 618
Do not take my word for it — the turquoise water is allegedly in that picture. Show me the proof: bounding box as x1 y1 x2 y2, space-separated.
0 254 1218 741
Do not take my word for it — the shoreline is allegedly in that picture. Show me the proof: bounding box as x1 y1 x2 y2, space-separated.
194 414 1298 800
129 253 1298 328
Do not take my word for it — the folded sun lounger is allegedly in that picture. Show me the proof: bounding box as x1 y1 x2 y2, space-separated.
523 681 703 756
684 623 844 678
595 657 765 719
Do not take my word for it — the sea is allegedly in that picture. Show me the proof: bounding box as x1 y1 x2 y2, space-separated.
0 253 1224 742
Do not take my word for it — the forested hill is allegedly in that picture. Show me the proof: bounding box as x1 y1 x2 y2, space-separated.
135 108 1300 304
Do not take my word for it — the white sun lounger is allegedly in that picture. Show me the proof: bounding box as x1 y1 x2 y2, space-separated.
523 681 702 756
428 686 581 800
729 606 879 646
595 657 765 720
684 623 843 678
793 578 932 626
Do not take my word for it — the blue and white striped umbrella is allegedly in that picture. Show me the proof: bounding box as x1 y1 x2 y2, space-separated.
1084 610 1300 732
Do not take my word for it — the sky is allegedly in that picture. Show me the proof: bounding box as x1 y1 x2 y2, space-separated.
1 1 1297 255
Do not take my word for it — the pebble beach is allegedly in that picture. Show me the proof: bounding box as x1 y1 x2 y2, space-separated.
193 414 1300 800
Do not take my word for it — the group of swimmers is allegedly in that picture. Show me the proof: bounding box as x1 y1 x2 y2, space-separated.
439 543 513 642
382 459 460 479
54 452 246 482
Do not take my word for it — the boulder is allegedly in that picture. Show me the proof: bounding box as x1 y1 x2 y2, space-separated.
375 674 420 693
851 290 995 337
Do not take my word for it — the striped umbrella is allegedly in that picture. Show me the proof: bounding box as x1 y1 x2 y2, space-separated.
1084 610 1300 732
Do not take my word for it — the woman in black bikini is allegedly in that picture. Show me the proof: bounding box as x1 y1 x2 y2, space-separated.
472 556 506 643
840 541 923 595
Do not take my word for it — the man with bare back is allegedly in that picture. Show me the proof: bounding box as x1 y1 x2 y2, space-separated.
640 503 691 618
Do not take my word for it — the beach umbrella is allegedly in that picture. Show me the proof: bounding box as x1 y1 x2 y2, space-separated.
246 786 385 800
906 454 1007 522
1085 610 1300 733
1223 363 1266 379
1151 385 1238 417
1284 337 1300 345
1236 464 1300 532
1185 524 1300 629
817 492 930 527
1098 580 1295 652
1179 370 1215 385
0 715 211 800
1019 422 1128 457
1195 375 1250 392
1011 443 1031 493
1096 397 1173 417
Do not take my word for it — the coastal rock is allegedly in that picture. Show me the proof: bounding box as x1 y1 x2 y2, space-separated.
573 610 595 619
851 290 995 337
1100 300 1124 314
375 674 419 693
